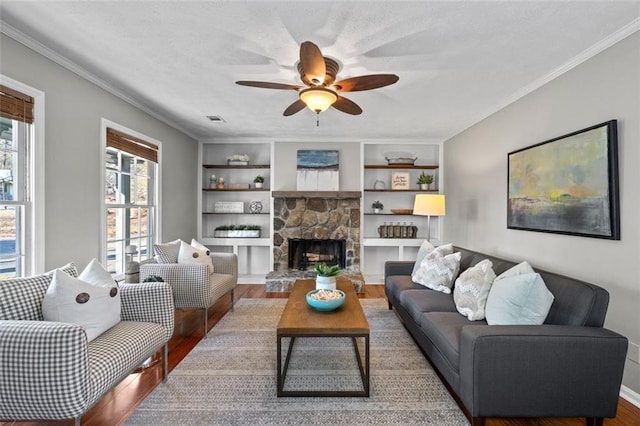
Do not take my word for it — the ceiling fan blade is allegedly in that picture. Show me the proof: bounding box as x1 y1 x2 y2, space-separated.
332 96 363 115
299 41 326 85
333 74 399 92
283 99 307 116
236 81 301 90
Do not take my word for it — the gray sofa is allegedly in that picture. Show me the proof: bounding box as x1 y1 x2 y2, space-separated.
385 246 628 426
0 263 175 425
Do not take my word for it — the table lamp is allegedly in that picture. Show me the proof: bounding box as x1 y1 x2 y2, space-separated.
413 194 446 242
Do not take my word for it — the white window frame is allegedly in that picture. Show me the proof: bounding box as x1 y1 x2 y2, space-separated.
100 119 162 277
0 74 45 276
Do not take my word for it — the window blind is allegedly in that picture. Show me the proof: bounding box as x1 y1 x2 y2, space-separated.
106 127 158 163
0 85 34 124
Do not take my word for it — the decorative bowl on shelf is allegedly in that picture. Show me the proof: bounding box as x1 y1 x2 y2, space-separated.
306 289 346 312
384 151 417 166
390 209 413 215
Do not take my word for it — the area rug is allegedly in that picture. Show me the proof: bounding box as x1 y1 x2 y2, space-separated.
126 299 468 425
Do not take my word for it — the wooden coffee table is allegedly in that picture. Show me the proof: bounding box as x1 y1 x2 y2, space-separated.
276 278 370 397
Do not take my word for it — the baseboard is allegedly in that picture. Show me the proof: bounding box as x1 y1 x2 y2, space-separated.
621 385 640 409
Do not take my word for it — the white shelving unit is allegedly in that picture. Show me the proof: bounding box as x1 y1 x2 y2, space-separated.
361 142 443 283
198 142 273 283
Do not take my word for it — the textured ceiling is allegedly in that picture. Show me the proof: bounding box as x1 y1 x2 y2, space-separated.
1 1 639 142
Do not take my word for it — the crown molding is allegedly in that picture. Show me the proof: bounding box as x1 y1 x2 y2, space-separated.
0 21 199 140
450 17 640 141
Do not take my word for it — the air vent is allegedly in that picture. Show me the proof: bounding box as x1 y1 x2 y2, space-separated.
207 115 226 123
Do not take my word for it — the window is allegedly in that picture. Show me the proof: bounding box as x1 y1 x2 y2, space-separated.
0 82 41 278
103 123 159 275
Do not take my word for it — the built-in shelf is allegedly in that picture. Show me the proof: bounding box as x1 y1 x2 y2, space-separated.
364 189 438 192
202 212 269 215
364 164 438 170
203 164 271 169
202 188 270 192
364 213 416 216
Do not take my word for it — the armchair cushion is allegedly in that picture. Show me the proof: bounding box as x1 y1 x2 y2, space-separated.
42 269 121 342
153 239 181 263
0 262 78 321
178 240 214 273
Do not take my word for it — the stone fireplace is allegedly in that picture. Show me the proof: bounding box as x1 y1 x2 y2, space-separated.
288 238 346 270
267 191 364 292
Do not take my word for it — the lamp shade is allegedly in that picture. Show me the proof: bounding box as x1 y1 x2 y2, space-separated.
299 87 338 113
413 194 446 216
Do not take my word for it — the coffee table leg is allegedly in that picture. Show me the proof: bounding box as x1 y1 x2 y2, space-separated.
278 336 296 397
351 335 370 397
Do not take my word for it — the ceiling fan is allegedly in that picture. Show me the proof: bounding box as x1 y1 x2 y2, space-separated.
236 41 399 121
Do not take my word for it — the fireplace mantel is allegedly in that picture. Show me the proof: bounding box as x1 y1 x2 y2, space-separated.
272 191 362 199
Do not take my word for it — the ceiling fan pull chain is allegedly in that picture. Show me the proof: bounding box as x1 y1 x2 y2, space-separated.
316 111 320 127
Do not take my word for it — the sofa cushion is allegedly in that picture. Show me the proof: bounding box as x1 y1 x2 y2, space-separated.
42 269 121 342
153 239 182 263
385 275 426 304
399 288 457 322
412 251 461 294
419 311 487 372
485 272 554 325
0 262 78 321
453 259 496 321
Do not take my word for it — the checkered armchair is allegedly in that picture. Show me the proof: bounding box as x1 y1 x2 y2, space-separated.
0 264 174 426
140 252 237 335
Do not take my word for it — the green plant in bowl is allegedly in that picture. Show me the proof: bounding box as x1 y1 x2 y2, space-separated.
314 262 341 277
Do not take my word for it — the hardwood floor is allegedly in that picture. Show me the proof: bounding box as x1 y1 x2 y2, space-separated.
3 284 638 426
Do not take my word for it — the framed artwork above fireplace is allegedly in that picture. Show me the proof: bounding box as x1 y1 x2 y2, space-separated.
296 149 339 191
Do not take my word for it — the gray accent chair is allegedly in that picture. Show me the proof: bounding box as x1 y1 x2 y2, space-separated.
0 263 175 426
140 252 237 335
385 246 628 426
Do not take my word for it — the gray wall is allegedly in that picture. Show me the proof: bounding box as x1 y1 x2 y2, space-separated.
0 34 198 270
443 33 640 394
273 141 361 191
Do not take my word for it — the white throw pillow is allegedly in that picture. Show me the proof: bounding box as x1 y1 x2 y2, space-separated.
154 239 182 263
495 261 535 282
190 238 211 256
485 272 554 325
42 267 121 342
453 259 496 321
411 251 461 294
178 240 214 273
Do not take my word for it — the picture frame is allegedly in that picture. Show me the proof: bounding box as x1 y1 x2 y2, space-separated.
507 120 619 239
391 172 410 190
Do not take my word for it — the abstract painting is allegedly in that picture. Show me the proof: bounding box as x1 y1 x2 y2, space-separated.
296 150 339 191
507 120 619 239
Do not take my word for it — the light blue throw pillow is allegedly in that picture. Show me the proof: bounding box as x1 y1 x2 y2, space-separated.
485 272 554 325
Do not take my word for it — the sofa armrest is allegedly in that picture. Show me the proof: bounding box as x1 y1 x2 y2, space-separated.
211 252 238 281
459 325 628 418
384 260 415 278
119 282 175 342
0 320 90 420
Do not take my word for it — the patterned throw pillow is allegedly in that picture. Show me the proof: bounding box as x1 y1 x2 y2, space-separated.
178 240 214 274
453 259 496 321
42 263 121 342
411 251 461 294
411 241 454 275
154 239 182 263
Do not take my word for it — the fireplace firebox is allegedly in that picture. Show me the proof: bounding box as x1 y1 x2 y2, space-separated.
288 238 346 270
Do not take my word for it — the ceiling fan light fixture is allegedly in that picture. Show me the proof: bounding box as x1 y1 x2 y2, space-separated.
299 87 338 113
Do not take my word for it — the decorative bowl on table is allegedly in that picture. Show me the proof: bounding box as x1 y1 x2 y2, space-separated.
306 289 346 312
390 208 413 215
